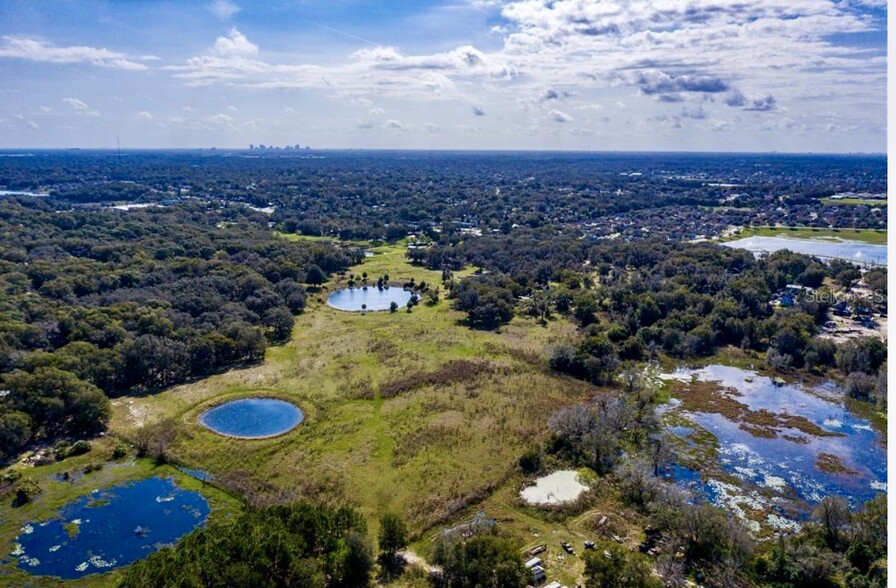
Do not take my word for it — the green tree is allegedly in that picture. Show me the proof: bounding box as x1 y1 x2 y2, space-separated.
378 513 408 556
119 502 371 588
0 410 32 458
435 535 527 588
306 264 327 286
584 542 662 588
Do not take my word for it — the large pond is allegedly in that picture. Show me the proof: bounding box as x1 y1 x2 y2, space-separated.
724 235 887 266
200 398 304 438
13 477 208 579
327 286 412 312
662 365 886 532
520 470 590 505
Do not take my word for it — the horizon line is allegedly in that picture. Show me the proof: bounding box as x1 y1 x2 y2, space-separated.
0 147 887 157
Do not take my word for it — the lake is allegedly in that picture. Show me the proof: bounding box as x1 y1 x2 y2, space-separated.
662 365 886 532
200 398 304 438
327 286 412 312
13 477 208 579
724 235 887 266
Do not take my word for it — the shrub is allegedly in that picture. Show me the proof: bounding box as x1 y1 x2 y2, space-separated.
67 440 92 457
53 440 71 461
13 478 40 506
845 372 876 402
112 442 128 459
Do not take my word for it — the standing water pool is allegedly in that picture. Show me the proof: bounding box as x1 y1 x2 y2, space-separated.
327 287 412 312
13 477 208 579
199 398 304 438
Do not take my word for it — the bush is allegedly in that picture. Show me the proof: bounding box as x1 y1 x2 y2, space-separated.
13 478 40 506
845 372 877 401
1 469 22 483
67 440 92 457
112 442 128 459
518 448 542 475
54 440 71 461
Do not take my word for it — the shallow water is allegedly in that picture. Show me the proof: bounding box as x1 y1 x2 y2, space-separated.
13 477 208 579
327 286 412 311
663 366 887 524
200 398 304 438
724 235 887 266
177 467 214 482
520 470 589 505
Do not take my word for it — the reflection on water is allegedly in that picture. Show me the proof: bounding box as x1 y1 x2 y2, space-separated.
327 286 413 311
200 398 304 438
663 365 886 531
724 235 887 266
14 477 209 579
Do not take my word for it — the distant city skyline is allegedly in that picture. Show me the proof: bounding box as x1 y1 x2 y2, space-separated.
0 0 887 152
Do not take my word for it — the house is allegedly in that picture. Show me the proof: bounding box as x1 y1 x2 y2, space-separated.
544 582 568 588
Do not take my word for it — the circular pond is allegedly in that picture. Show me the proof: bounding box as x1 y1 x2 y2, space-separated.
200 398 304 438
327 286 412 312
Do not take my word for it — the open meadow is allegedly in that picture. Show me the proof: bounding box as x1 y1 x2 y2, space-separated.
89 241 623 585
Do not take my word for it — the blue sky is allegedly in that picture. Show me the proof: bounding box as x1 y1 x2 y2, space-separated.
0 0 887 151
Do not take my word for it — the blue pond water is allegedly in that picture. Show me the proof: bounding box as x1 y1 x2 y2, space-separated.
200 398 304 438
724 235 887 266
327 286 412 311
664 365 887 524
13 477 208 579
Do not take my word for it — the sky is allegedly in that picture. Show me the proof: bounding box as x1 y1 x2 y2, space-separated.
0 0 887 152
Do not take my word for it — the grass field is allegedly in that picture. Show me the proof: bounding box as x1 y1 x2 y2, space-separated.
820 198 887 207
728 226 887 245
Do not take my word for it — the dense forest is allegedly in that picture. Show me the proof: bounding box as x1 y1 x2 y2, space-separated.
0 199 352 458
0 150 886 243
